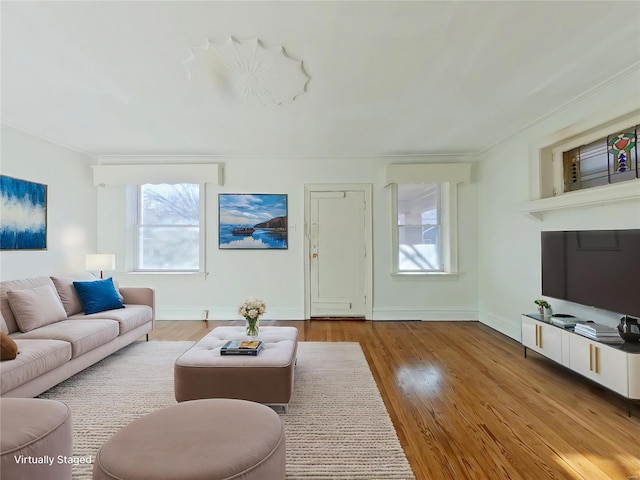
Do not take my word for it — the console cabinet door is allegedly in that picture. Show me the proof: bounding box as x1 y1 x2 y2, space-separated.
521 315 538 349
569 334 628 396
629 354 640 400
521 316 563 364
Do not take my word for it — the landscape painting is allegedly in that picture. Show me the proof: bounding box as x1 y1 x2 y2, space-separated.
0 175 47 250
219 194 287 249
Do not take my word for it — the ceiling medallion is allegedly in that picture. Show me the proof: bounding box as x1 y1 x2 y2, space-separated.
185 37 310 105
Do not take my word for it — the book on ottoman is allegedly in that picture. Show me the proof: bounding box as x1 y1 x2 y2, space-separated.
220 340 264 356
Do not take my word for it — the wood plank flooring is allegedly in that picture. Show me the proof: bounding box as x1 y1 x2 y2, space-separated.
149 319 640 480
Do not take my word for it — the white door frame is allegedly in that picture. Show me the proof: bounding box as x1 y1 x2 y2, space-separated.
304 183 373 319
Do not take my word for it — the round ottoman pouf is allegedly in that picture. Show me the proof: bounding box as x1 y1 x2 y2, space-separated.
0 398 73 480
93 398 286 480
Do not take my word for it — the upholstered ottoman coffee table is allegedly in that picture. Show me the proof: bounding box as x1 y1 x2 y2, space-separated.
93 398 286 480
1 398 73 480
174 326 298 412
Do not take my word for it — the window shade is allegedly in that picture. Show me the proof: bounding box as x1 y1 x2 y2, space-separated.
385 163 471 185
92 163 224 186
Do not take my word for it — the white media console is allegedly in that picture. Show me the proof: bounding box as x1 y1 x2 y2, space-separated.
521 314 640 413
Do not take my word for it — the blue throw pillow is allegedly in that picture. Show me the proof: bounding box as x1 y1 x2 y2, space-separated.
73 277 125 315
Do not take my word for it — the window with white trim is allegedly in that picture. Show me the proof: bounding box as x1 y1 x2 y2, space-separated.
559 123 638 193
386 162 471 274
391 182 458 274
386 163 469 275
136 183 202 271
545 114 640 199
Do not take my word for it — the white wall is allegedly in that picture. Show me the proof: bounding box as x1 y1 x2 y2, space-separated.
6 63 638 332
477 68 640 340
0 126 97 280
97 156 479 321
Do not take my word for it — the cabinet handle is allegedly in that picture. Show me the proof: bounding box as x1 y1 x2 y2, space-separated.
589 344 600 374
535 325 543 348
538 325 543 348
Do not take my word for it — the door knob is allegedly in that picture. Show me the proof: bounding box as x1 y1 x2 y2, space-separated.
312 253 317 258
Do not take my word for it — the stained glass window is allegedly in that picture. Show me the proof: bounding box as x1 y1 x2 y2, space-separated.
608 129 637 184
562 124 638 193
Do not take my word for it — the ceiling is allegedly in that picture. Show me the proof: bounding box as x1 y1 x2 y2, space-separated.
2 1 639 158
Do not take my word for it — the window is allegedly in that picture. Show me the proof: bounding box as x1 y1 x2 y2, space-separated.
386 163 469 275
392 182 459 274
559 123 638 194
136 183 202 271
395 183 442 272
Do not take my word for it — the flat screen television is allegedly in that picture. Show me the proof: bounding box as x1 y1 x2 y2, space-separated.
541 229 640 318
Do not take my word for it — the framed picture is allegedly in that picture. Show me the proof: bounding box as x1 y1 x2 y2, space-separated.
0 175 48 250
219 194 287 249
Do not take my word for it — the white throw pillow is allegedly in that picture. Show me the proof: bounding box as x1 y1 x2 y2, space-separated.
7 285 68 332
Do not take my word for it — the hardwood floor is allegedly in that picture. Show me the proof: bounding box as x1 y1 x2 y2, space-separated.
149 320 640 480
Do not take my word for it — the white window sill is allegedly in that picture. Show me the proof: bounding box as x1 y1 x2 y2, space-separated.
124 271 209 278
392 271 462 277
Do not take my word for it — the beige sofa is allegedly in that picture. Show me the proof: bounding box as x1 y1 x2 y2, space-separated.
0 275 154 398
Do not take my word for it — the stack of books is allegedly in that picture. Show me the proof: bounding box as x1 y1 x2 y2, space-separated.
220 340 264 356
574 323 623 343
551 317 577 328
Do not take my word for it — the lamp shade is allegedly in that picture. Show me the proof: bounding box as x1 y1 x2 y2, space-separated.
85 254 116 272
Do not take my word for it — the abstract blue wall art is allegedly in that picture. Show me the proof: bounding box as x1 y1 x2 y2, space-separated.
0 175 47 250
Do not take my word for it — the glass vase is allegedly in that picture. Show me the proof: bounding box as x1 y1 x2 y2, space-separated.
245 318 259 339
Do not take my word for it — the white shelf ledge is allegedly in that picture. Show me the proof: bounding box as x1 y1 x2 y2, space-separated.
518 180 640 220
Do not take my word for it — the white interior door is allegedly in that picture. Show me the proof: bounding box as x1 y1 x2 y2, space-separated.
308 190 367 317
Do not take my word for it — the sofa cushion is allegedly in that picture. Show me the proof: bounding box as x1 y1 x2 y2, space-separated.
73 278 125 315
14 320 119 358
7 285 67 332
69 304 152 335
0 339 71 394
0 332 19 360
111 280 125 302
1 277 57 334
51 273 97 316
0 311 8 335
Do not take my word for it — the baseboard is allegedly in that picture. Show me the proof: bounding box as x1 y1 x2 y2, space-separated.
478 311 521 341
373 308 478 321
155 309 208 321
155 308 304 321
156 307 482 322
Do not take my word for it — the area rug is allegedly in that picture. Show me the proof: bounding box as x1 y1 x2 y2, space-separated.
40 341 415 479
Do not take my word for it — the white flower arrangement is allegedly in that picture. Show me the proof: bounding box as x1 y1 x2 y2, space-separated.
239 299 266 337
238 298 266 320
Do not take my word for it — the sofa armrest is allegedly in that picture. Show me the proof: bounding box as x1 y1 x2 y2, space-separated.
119 288 155 326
